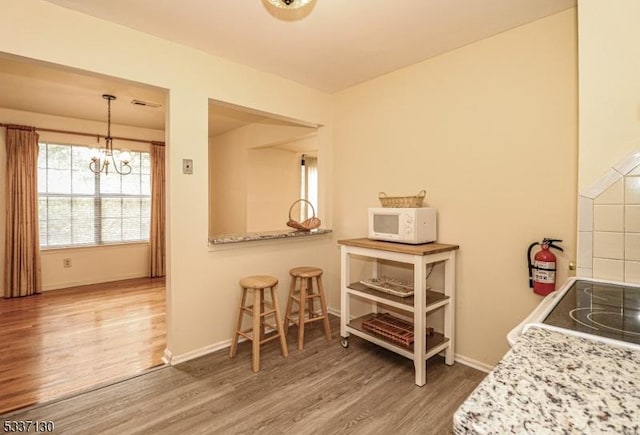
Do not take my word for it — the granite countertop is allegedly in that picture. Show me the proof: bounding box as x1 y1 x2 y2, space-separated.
209 228 332 245
453 326 640 434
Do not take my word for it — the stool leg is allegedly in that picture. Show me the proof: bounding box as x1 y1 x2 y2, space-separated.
270 286 289 358
260 292 266 342
252 289 261 372
230 287 248 358
297 277 308 350
284 276 296 336
307 278 315 320
317 276 332 341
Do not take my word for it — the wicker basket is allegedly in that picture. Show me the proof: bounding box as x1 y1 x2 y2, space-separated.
286 199 321 231
378 190 426 208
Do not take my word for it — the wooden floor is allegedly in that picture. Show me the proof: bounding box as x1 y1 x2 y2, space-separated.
0 277 166 415
6 315 486 434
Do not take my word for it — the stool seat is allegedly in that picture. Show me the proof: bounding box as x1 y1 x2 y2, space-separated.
285 266 331 350
240 275 278 289
289 266 322 278
230 274 288 372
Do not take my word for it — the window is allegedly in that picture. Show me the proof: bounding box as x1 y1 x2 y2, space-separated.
38 143 151 248
300 154 318 220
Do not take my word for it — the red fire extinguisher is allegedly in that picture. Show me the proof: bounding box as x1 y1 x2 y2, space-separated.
527 238 563 296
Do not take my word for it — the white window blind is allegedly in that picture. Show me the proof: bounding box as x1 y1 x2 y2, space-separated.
300 155 318 220
38 143 151 248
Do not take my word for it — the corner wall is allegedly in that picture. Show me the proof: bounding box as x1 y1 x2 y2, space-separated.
332 9 578 366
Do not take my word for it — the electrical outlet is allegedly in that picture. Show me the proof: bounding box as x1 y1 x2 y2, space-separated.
63 258 72 268
183 159 193 174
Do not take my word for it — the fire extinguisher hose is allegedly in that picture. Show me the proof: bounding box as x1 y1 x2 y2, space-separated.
527 242 539 288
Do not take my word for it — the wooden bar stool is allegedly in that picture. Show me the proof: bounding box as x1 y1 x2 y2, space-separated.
229 275 288 372
284 266 332 350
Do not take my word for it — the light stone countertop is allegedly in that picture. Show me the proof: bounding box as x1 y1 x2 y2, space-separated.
453 326 640 434
209 228 332 245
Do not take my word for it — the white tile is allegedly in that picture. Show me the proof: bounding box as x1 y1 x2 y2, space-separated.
625 205 640 232
581 169 623 199
593 232 624 259
628 163 640 176
593 258 624 281
613 148 640 176
578 231 593 269
625 176 640 204
578 196 593 232
593 205 624 232
626 234 640 261
594 179 623 204
625 261 640 284
576 268 592 278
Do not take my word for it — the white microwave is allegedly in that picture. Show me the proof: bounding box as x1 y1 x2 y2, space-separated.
368 207 437 244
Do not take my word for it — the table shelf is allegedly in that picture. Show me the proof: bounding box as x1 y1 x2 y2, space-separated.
339 238 458 386
347 282 450 313
347 313 450 360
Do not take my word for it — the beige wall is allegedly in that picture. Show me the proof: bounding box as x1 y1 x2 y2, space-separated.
246 147 300 232
0 107 164 290
209 128 249 235
0 0 332 358
40 243 150 290
209 122 316 236
578 0 640 189
332 9 578 366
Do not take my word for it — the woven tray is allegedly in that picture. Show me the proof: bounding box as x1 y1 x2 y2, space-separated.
359 276 414 297
362 313 433 348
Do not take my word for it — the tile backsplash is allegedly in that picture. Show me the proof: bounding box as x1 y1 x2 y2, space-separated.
578 150 640 283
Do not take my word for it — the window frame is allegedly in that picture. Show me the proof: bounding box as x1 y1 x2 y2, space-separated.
38 142 151 250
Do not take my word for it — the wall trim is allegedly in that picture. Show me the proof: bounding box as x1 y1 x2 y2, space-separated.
170 338 236 365
162 348 173 364
42 272 148 291
169 327 496 373
454 354 494 373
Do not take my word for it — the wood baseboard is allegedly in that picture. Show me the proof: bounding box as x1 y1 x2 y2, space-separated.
453 354 494 373
42 272 150 291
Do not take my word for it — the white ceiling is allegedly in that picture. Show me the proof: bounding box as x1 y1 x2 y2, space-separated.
0 54 166 130
44 0 576 93
0 54 285 135
1 0 576 134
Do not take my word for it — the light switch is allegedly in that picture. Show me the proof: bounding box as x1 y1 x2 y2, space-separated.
183 159 193 175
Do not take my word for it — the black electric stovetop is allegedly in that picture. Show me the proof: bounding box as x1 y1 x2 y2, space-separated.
543 280 640 346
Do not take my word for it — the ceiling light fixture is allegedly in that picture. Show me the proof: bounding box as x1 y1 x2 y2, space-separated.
267 0 312 9
90 94 132 176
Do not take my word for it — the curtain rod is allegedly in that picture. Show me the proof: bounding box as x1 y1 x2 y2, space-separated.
0 123 165 146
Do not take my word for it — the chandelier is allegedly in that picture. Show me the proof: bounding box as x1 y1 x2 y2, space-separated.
89 94 132 175
267 0 312 9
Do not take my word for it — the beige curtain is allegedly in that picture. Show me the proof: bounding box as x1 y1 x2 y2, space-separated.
149 142 166 277
4 126 42 298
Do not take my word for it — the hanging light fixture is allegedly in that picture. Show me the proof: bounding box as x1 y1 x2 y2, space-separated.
89 94 132 175
267 0 312 9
